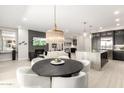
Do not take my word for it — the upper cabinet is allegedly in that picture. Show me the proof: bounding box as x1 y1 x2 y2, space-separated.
114 30 124 45
101 31 113 37
92 30 124 50
101 32 107 37
92 33 100 38
106 31 113 37
92 31 114 51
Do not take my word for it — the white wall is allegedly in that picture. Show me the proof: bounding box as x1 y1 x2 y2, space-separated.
77 33 92 52
18 27 28 60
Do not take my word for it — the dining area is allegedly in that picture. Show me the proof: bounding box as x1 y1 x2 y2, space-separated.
16 51 90 88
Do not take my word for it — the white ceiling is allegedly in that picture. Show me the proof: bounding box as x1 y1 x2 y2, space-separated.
0 5 124 36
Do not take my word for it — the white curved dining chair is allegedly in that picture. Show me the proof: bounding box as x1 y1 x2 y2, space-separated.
78 60 91 87
47 51 68 58
58 56 69 59
31 57 43 66
16 66 50 88
52 72 87 88
78 60 90 73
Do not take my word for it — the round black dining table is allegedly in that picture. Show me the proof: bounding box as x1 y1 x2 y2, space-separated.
32 58 83 88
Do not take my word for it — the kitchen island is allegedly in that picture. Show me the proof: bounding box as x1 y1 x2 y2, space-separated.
76 50 108 71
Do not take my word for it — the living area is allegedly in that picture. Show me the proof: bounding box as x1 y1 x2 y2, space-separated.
28 29 76 61
0 5 124 88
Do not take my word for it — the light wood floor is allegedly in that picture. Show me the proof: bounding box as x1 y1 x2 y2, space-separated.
89 60 124 88
0 60 30 88
0 59 124 88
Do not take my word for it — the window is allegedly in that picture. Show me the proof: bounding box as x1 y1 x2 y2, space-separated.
0 30 16 51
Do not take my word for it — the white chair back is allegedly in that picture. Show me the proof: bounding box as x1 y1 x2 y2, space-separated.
52 72 87 88
16 66 50 88
47 51 68 58
78 60 91 87
58 56 69 59
78 60 90 73
31 57 43 66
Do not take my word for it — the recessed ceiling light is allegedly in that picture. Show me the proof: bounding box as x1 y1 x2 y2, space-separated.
114 11 120 15
99 27 103 30
115 18 120 22
22 17 27 21
116 23 120 26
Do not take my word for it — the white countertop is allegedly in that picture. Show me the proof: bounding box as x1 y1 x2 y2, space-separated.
92 50 108 53
114 49 124 51
78 50 107 53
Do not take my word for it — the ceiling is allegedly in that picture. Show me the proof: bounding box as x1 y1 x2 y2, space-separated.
0 5 124 37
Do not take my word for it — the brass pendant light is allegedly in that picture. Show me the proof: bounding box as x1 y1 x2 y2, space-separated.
46 5 64 43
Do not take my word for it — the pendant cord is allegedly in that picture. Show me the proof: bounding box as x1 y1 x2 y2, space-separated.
84 22 86 32
54 5 57 30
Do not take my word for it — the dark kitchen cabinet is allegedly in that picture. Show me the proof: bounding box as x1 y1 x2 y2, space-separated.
92 33 101 37
113 51 124 61
106 31 113 37
101 51 108 68
101 31 113 37
114 31 124 45
101 32 107 37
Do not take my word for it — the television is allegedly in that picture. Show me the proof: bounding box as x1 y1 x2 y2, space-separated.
33 37 46 46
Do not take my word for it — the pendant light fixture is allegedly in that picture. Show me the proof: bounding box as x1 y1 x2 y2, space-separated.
89 25 92 39
46 5 64 43
83 21 87 37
